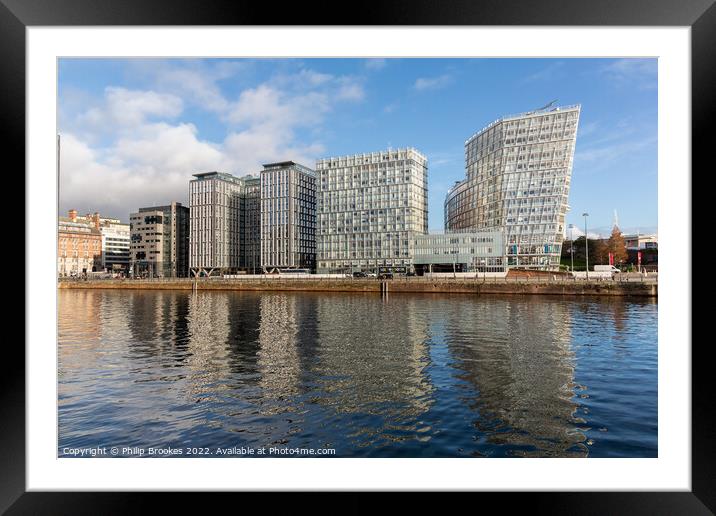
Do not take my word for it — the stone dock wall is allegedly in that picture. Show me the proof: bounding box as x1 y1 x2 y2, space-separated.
58 278 657 297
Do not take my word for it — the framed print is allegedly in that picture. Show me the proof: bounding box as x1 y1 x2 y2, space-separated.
5 0 711 511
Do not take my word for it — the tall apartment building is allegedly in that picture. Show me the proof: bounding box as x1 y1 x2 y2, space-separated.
315 148 428 274
260 161 316 271
189 172 260 276
57 209 102 276
445 104 580 269
129 202 189 277
242 176 261 273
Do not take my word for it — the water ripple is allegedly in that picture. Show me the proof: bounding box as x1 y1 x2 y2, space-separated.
58 290 657 457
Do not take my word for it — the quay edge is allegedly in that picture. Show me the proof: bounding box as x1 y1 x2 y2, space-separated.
57 279 657 297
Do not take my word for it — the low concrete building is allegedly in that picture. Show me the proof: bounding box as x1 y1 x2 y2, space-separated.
623 233 657 250
412 229 506 274
58 209 102 277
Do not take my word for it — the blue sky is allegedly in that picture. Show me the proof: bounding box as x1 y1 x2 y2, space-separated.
58 58 657 236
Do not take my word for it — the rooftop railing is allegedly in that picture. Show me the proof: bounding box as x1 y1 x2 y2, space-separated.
465 104 582 145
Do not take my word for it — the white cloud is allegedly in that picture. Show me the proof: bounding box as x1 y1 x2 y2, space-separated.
79 87 183 129
112 122 225 171
520 62 564 84
227 85 331 128
59 62 369 220
294 69 333 87
600 59 657 89
59 114 331 219
336 82 365 101
383 102 399 114
364 58 387 70
563 225 603 239
59 126 228 218
575 136 657 168
414 74 453 91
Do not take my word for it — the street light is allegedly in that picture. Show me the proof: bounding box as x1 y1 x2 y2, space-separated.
568 224 575 272
582 213 589 280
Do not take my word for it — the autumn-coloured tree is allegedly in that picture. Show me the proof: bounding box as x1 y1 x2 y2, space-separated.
593 238 609 264
606 226 628 264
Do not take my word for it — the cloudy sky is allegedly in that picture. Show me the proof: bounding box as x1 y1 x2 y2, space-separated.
58 57 657 236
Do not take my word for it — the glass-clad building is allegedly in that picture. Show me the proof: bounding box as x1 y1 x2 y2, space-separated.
189 172 259 276
260 161 316 271
413 229 505 274
316 148 428 274
445 104 580 269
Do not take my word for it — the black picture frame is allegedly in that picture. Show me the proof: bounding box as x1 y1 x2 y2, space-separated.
4 0 709 512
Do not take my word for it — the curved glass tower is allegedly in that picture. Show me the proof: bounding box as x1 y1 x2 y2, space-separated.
445 104 580 269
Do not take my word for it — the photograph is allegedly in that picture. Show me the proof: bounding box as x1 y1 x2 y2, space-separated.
56 56 659 459
6 5 705 506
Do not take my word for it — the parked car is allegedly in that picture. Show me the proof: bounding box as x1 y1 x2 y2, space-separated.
366 272 378 278
353 271 367 278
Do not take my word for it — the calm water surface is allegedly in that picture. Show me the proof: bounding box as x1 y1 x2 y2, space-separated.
58 289 657 457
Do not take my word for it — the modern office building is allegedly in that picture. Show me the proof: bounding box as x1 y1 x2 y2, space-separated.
130 202 189 277
445 104 580 269
57 209 102 277
412 229 506 274
315 148 428 274
260 161 316 271
189 172 260 276
97 218 130 273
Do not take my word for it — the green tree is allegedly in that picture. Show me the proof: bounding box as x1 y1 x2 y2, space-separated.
561 236 610 270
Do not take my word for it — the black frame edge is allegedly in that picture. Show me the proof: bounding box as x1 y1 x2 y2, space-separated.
1 0 27 514
691 0 716 512
7 0 713 512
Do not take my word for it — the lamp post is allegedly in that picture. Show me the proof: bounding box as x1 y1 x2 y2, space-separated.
568 223 575 272
582 213 589 280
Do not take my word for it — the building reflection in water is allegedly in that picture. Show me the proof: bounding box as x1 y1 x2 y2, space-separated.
58 289 656 457
124 290 192 362
437 295 585 457
312 293 434 448
183 291 233 405
58 289 103 375
256 294 302 410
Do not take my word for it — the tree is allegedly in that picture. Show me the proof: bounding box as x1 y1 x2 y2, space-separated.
593 238 609 265
561 236 610 270
606 226 628 265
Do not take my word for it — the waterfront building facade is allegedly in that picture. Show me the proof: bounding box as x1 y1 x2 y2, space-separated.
623 233 658 250
98 218 130 273
260 162 316 271
316 148 429 274
189 172 258 276
130 202 189 277
242 175 262 273
412 229 506 274
58 209 102 276
445 104 580 269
